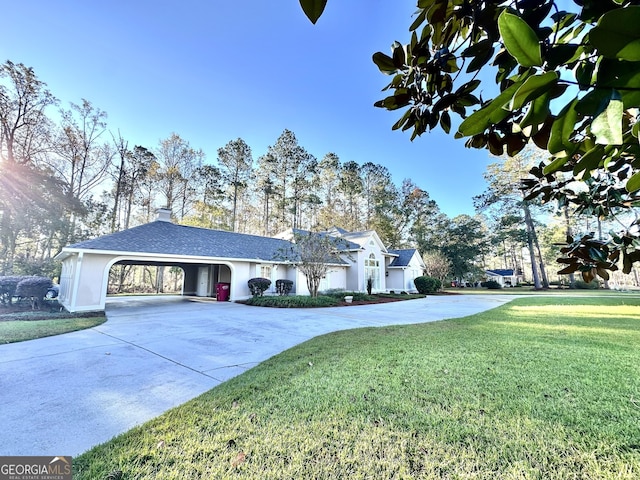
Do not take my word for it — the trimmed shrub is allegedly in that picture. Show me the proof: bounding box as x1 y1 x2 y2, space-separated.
15 276 52 309
481 280 502 289
0 276 25 305
322 291 376 301
573 279 600 290
414 276 441 294
275 279 294 296
245 295 340 308
366 277 373 295
248 277 271 297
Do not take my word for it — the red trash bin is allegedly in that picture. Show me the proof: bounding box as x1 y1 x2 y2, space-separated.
215 282 230 301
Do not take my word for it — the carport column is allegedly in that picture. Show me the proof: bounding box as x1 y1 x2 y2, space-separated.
70 251 83 311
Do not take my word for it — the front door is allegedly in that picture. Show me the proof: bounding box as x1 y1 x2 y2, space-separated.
197 266 210 296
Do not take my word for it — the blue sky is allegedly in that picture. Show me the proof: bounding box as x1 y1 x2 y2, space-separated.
1 1 499 217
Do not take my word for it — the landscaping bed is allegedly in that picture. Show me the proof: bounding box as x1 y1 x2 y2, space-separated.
243 292 425 308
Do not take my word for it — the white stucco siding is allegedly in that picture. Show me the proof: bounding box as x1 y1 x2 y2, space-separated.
59 252 112 312
405 253 425 291
343 251 362 291
294 265 347 296
230 262 252 299
386 269 405 291
328 266 347 291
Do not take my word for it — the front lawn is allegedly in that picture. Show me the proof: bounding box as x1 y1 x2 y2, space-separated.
0 310 106 344
74 297 640 479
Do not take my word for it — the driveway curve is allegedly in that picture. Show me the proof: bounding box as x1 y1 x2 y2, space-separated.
1 294 516 456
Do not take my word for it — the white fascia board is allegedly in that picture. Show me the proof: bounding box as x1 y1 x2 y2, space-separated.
55 248 292 265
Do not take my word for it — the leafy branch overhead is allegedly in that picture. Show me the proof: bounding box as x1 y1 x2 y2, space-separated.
301 0 640 280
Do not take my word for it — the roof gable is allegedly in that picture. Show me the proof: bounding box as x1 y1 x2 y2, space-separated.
326 229 388 253
388 249 422 267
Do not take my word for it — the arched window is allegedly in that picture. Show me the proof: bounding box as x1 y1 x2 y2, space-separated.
364 253 380 291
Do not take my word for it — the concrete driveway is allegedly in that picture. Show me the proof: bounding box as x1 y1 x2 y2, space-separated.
1 294 516 456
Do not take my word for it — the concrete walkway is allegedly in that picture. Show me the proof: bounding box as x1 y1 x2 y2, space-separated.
1 294 515 456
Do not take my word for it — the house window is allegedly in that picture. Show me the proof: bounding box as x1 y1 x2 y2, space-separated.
259 265 272 279
257 264 275 292
364 253 380 290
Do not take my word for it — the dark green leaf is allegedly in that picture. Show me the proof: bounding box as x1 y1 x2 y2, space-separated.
576 89 611 115
546 44 581 70
520 90 551 128
498 11 543 67
589 247 608 263
372 52 397 74
409 8 427 31
626 171 640 193
505 134 527 157
457 81 523 137
440 111 451 134
573 144 605 176
558 264 580 275
299 0 327 24
590 6 640 61
532 117 552 149
392 42 406 69
543 155 569 175
488 133 503 156
462 39 493 58
466 46 495 73
575 61 595 89
392 109 413 131
548 99 579 154
455 80 481 96
509 71 558 111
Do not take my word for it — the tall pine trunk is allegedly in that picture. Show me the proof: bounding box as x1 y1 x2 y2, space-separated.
523 203 542 289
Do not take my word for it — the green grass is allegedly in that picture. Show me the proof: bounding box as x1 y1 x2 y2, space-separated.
74 297 640 479
444 287 639 296
0 314 106 344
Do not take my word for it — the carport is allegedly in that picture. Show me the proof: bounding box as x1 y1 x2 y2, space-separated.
110 258 233 298
55 209 296 312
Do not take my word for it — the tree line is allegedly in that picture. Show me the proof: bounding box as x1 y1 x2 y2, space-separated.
4 60 632 289
0 61 490 281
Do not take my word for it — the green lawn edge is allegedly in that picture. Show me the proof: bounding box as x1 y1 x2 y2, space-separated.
74 296 640 479
0 315 106 344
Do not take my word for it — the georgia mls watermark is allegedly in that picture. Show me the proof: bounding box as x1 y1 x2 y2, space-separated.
0 456 71 480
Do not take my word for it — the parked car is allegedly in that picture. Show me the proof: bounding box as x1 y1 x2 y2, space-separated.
46 284 59 299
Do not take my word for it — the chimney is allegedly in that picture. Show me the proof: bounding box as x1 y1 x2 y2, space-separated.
155 208 172 222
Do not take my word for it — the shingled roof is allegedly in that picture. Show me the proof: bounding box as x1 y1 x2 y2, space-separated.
388 249 418 267
275 228 362 251
65 220 294 262
486 269 516 277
